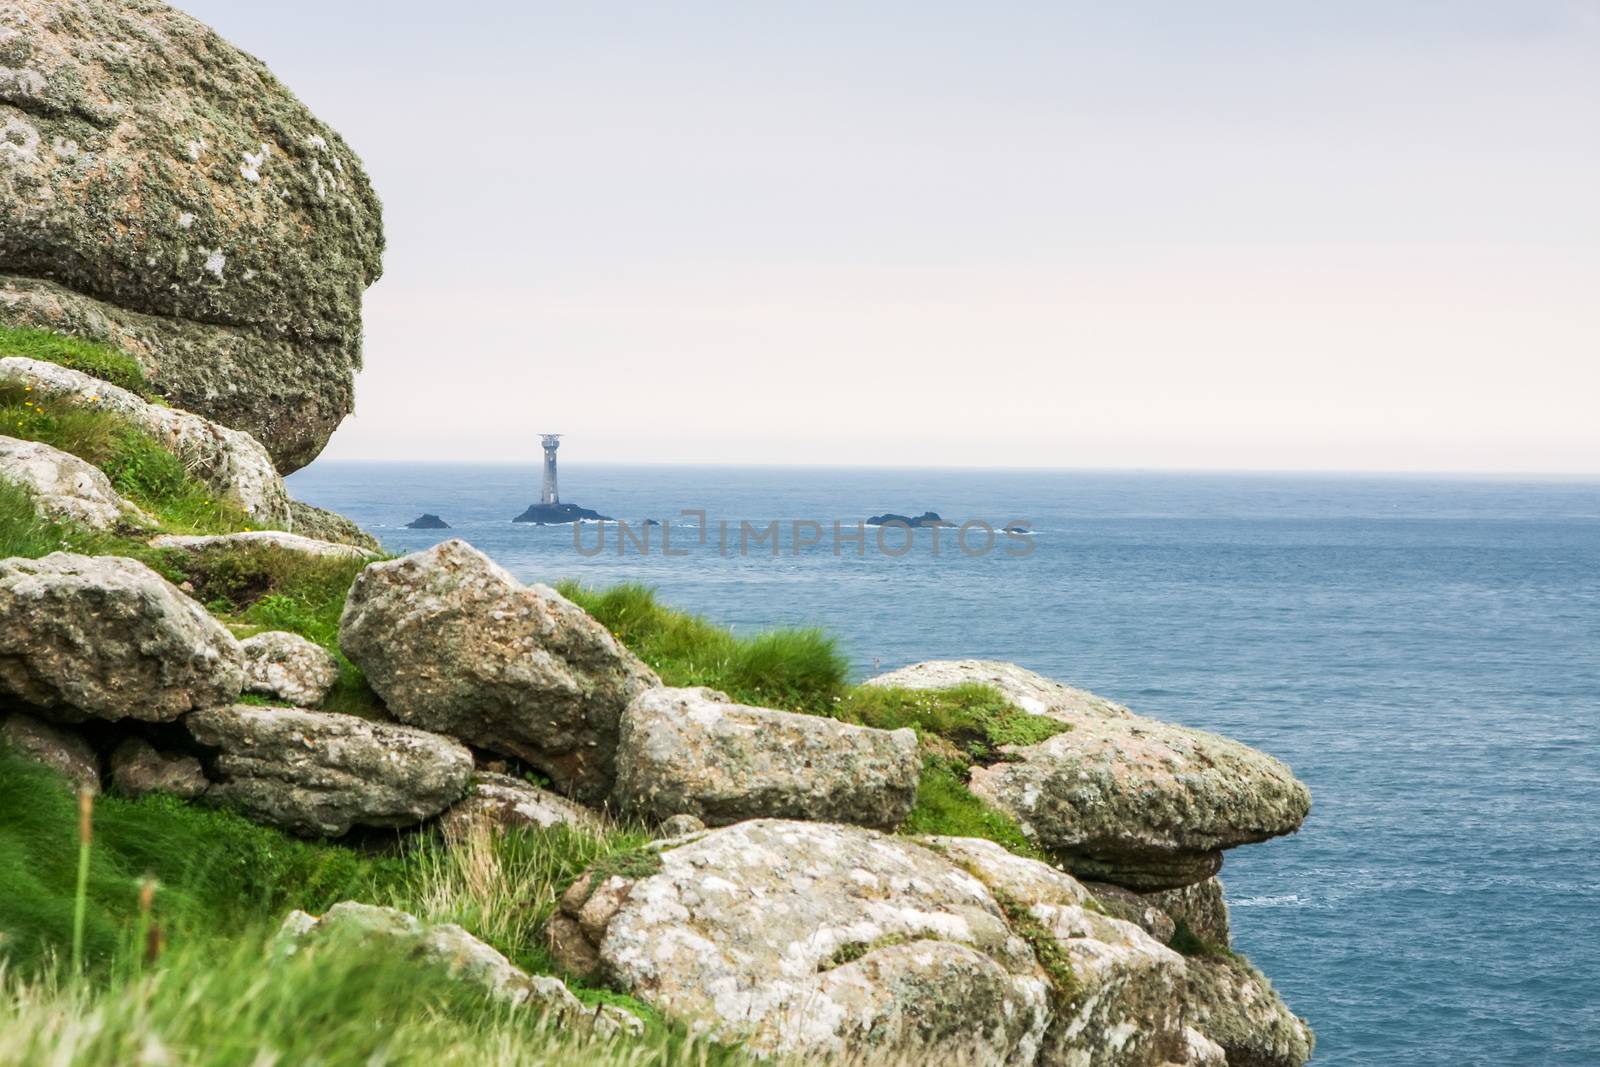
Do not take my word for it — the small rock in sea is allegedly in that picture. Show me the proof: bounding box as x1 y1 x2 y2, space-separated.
406 514 450 529
865 511 954 528
511 502 611 524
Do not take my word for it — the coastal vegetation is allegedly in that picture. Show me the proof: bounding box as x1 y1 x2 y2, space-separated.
0 326 155 399
0 751 745 1067
1 379 255 535
2 325 1309 1065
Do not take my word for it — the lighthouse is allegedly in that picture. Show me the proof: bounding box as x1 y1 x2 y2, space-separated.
540 434 561 505
513 434 609 523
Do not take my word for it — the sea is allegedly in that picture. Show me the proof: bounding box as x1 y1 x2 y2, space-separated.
286 462 1600 1067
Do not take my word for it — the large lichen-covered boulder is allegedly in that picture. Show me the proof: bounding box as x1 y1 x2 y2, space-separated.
339 540 660 804
611 686 920 829
0 434 150 529
239 630 339 707
867 661 1310 890
0 0 384 471
547 819 1051 1062
0 552 243 722
0 712 100 792
278 903 643 1038
0 357 290 524
186 704 471 837
546 819 1223 1065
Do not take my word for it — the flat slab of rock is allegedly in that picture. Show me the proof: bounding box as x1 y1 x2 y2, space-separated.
0 0 383 470
0 552 243 722
867 659 1133 723
0 712 99 793
0 435 150 529
151 530 374 561
612 686 919 829
339 540 659 803
0 358 289 524
186 704 472 837
240 630 339 707
548 819 1218 1065
110 737 208 799
868 661 1311 890
438 772 601 838
276 902 640 1037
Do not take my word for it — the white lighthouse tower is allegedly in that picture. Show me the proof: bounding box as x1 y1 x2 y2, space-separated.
540 434 561 505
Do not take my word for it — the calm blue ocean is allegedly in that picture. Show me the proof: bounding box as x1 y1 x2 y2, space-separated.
286 462 1600 1067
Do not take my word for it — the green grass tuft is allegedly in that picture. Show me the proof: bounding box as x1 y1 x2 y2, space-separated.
0 749 754 1066
0 933 748 1067
0 751 393 975
834 683 1067 763
0 479 120 560
1 383 254 534
0 325 155 398
558 581 848 712
901 757 1044 859
159 543 387 717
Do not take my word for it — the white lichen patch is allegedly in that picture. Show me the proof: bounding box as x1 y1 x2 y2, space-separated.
177 211 195 229
0 116 40 164
202 248 225 280
239 142 270 182
0 66 45 97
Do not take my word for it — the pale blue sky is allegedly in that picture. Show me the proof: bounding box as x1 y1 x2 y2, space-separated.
185 1 1599 471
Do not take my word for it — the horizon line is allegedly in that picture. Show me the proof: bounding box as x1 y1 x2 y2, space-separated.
290 458 1600 481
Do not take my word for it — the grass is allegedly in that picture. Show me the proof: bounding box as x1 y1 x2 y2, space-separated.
385 820 653 980
0 753 389 974
558 582 1051 857
558 581 849 713
0 479 120 560
829 683 1065 857
1 382 254 535
901 757 1044 858
834 682 1067 763
0 748 762 1066
0 935 754 1067
0 325 155 399
159 542 385 717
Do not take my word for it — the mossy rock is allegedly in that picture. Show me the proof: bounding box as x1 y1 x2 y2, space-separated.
0 1 384 470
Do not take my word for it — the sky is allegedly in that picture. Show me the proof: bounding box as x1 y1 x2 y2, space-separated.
182 1 1599 472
